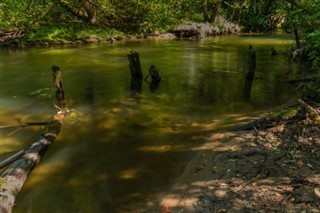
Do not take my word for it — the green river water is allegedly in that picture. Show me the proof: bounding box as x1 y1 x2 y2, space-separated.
0 32 309 212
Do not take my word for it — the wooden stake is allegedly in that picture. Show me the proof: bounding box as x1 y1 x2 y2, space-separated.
128 51 143 79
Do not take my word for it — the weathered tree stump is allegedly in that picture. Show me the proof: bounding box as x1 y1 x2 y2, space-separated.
52 65 65 107
0 65 67 213
145 65 161 82
246 44 256 78
128 51 143 79
271 47 278 56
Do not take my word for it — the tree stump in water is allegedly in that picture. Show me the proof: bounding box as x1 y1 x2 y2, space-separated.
128 51 143 79
246 44 256 78
145 65 161 82
52 65 65 108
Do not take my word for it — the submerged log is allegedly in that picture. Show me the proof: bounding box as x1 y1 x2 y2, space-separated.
0 65 66 213
128 51 143 79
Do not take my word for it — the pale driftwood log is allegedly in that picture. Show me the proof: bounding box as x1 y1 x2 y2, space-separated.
0 65 66 213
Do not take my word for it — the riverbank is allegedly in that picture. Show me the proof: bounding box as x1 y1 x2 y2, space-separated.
150 100 320 212
0 20 240 48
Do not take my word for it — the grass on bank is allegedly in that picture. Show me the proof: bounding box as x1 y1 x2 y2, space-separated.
25 25 125 42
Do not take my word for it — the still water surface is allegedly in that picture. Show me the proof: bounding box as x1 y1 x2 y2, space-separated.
0 33 308 212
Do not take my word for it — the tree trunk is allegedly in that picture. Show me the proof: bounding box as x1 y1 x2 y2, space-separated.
81 0 98 25
57 0 87 21
293 25 301 48
57 0 98 25
203 0 210 22
0 65 67 213
210 0 222 23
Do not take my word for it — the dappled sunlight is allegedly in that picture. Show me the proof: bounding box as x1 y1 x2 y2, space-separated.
23 146 78 188
1 34 308 212
119 168 140 180
0 138 25 154
137 144 187 153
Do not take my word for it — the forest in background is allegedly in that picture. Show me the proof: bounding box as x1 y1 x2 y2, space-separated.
0 0 319 71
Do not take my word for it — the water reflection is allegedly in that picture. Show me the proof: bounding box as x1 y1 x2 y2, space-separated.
84 81 95 105
130 77 142 102
0 33 310 213
149 79 160 93
242 75 254 102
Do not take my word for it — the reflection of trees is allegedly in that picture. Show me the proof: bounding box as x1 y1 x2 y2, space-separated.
194 71 243 106
242 75 254 102
84 81 94 105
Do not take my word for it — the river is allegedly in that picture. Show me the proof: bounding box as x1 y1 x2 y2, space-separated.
0 32 308 212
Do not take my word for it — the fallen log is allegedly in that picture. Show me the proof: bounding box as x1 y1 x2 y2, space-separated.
0 65 66 213
298 99 320 123
233 104 301 131
284 75 319 83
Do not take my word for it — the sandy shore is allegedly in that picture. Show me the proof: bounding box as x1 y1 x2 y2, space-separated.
149 102 320 213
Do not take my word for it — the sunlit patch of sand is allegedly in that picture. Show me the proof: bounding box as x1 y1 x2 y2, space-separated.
119 169 139 180
137 144 186 153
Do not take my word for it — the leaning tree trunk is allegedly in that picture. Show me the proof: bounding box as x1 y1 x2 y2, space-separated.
0 65 66 213
81 0 98 25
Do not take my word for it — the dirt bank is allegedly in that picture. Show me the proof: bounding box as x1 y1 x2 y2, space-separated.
153 101 320 213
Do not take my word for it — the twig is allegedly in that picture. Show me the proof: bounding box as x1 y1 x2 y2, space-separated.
0 122 49 129
0 150 25 169
281 194 291 204
6 127 22 138
253 125 259 135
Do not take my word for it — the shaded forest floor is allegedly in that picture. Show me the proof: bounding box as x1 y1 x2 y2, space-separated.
152 101 320 213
